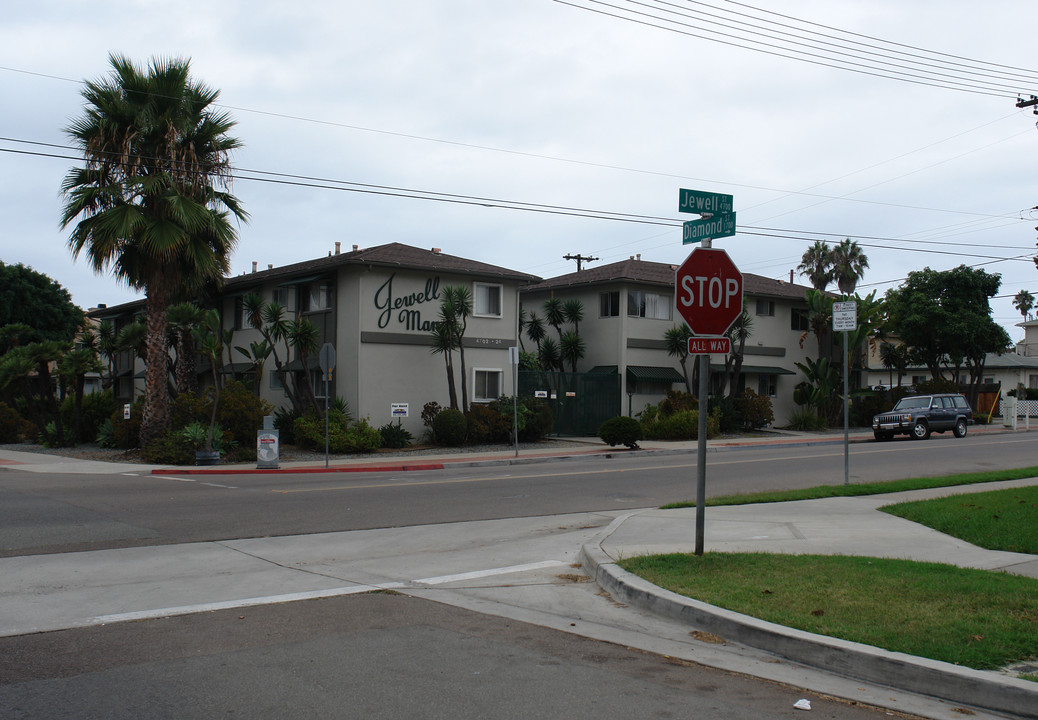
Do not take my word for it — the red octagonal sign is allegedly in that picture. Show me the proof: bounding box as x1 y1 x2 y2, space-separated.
674 248 743 337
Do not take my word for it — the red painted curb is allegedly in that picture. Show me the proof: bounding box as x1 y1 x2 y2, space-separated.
152 462 446 476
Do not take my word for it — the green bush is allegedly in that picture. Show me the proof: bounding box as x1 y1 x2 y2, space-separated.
786 408 828 431
735 389 774 430
465 404 511 444
96 418 116 448
642 408 721 440
599 415 642 449
294 412 382 453
379 422 413 449
658 390 696 417
215 380 273 447
60 390 116 443
422 401 443 427
0 401 34 443
432 408 467 446
274 406 299 445
519 398 554 441
141 429 195 465
109 397 144 449
916 377 959 394
707 395 741 434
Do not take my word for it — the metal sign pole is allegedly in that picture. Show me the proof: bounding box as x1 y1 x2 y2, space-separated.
843 329 849 486
695 236 711 556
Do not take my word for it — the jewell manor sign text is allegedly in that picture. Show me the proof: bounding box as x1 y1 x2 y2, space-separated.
374 273 442 331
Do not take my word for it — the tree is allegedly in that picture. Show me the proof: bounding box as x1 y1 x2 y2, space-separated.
830 239 869 296
538 336 562 372
166 302 205 397
525 312 546 352
58 346 102 444
559 330 586 373
885 266 1011 406
722 308 753 400
0 262 84 343
1013 290 1035 321
663 324 694 393
61 54 247 447
563 299 584 336
796 240 833 292
543 297 565 341
441 286 473 412
879 342 910 387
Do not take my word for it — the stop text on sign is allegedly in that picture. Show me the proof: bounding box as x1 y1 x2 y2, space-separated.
679 275 740 312
688 337 731 355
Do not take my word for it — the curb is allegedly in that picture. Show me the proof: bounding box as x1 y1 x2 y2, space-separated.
579 517 1038 720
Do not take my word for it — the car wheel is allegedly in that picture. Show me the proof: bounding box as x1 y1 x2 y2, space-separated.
910 420 930 440
953 418 968 438
873 431 893 441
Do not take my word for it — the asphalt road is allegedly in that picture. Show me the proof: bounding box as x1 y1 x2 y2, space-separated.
0 591 918 720
1 431 1035 557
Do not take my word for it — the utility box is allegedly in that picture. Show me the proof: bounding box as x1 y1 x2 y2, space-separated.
257 416 279 469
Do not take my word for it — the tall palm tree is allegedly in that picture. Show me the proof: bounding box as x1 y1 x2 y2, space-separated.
60 54 247 446
563 298 584 336
830 239 869 296
663 324 694 393
723 308 753 399
166 302 205 397
441 286 473 412
796 240 833 292
543 297 565 341
559 330 586 373
539 336 562 372
1013 290 1035 321
430 318 459 410
525 312 546 352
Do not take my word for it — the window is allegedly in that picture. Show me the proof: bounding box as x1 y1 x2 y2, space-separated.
473 369 503 401
274 286 295 311
1029 374 1038 389
756 299 775 317
473 283 502 317
600 291 620 317
306 282 331 311
627 291 672 320
757 374 777 397
791 308 809 331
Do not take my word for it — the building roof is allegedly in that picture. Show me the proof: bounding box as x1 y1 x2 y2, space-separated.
521 257 810 302
89 243 541 317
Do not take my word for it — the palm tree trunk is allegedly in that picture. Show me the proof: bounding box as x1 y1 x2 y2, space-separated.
140 291 171 446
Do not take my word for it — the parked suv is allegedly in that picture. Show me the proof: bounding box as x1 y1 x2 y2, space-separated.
872 393 973 441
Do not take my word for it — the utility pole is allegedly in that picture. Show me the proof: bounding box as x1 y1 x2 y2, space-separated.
1016 95 1038 114
563 253 598 272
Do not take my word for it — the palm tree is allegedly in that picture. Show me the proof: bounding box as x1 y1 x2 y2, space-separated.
441 286 473 412
663 324 694 393
563 298 584 336
58 347 102 444
796 240 833 292
723 308 753 399
525 312 546 352
543 297 565 341
166 302 205 397
430 318 459 410
1013 290 1035 321
560 330 586 373
830 239 869 296
539 336 562 372
60 54 247 446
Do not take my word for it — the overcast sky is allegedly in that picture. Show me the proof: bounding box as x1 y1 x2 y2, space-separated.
3 1 1037 342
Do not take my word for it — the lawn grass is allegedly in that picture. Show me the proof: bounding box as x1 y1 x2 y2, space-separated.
618 552 1038 671
881 485 1038 555
659 466 1038 509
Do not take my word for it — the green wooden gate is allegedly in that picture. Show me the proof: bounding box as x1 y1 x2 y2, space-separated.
518 370 621 437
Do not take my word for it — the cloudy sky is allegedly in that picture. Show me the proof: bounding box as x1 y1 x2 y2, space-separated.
3 1 1038 342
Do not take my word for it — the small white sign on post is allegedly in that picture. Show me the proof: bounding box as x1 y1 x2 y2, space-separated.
833 301 857 332
391 403 409 418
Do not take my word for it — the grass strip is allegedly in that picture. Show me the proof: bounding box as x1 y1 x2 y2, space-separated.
881 485 1038 554
660 466 1038 509
618 552 1038 671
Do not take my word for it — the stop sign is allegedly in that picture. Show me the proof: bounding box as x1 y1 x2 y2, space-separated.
674 248 743 336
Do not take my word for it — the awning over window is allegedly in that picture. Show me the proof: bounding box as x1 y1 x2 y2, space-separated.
587 365 619 375
220 362 255 375
739 365 796 375
626 365 685 383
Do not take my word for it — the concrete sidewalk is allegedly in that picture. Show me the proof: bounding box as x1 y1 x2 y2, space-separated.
2 428 1037 718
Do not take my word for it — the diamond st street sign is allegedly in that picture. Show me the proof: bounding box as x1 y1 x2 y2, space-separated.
682 212 736 244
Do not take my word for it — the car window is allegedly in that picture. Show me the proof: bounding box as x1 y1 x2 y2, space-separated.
893 397 930 410
954 396 969 409
941 397 955 408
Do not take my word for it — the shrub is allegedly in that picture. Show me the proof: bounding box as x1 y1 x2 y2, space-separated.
215 380 273 447
916 377 959 395
642 408 721 440
141 429 195 465
519 398 554 441
0 401 34 443
735 389 774 430
786 408 828 431
599 415 642 449
96 418 116 448
658 390 696 417
432 408 467 446
422 401 443 427
294 412 382 453
109 397 144 449
379 422 413 449
465 404 511 444
708 395 741 434
274 406 299 445
60 390 116 443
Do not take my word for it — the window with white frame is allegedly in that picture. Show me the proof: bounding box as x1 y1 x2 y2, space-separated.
757 374 777 397
627 291 672 320
756 299 775 317
473 369 503 402
274 286 295 311
600 291 620 317
791 308 809 331
307 282 331 311
473 283 502 317
1030 374 1038 389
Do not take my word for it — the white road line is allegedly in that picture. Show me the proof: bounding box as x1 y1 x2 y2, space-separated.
414 560 567 585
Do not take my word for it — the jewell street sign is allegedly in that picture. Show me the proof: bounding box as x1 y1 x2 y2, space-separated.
675 248 743 337
687 336 731 355
679 188 733 215
682 212 736 244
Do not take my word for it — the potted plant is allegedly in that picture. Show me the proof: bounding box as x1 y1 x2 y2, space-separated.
182 421 224 465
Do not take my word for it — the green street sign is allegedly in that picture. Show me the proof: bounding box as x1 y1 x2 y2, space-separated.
683 212 736 244
679 188 733 215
